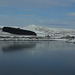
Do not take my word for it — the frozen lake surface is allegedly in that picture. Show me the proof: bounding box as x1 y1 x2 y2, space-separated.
0 41 75 75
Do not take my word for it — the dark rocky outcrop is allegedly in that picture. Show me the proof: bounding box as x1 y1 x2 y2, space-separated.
2 27 37 36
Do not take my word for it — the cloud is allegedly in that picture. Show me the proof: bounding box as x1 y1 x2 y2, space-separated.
66 13 75 16
0 0 74 8
69 0 75 2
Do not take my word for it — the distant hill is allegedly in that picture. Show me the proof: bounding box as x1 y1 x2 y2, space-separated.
23 24 75 38
0 24 75 39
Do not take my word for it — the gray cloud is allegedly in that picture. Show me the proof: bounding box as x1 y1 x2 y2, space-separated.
0 0 74 8
66 13 75 16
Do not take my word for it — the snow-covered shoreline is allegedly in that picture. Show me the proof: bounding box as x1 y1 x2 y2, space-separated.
0 24 75 43
0 37 69 41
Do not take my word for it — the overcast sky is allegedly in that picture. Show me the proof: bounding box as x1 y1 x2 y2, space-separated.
0 0 75 29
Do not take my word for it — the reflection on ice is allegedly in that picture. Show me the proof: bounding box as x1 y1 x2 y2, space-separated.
0 41 75 75
0 40 75 53
0 41 36 52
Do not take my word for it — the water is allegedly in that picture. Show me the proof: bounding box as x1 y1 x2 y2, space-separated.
0 41 75 75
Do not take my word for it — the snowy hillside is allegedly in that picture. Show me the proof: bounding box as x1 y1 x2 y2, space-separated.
0 24 75 40
22 24 75 38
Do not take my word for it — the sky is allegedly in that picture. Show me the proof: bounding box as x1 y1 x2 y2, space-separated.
0 0 75 29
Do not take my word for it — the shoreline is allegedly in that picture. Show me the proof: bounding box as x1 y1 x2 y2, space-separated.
0 37 66 41
0 37 75 44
